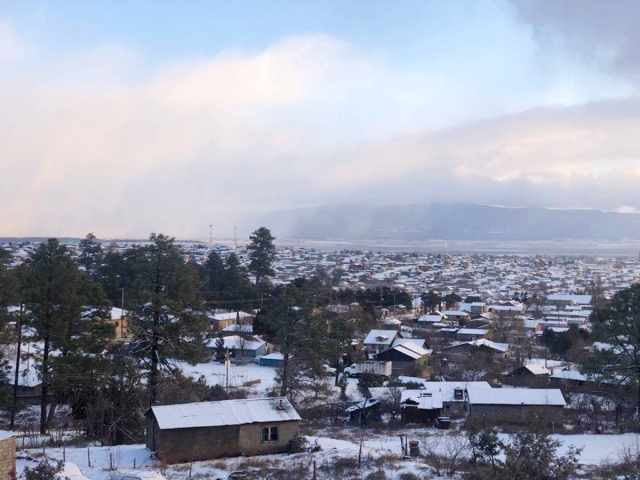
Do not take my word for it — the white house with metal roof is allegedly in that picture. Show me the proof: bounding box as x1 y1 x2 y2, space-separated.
145 397 301 463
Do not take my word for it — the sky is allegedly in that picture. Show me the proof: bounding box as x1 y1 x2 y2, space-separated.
1 0 640 238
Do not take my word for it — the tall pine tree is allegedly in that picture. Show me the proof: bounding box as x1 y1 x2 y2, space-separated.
247 227 276 286
126 234 209 405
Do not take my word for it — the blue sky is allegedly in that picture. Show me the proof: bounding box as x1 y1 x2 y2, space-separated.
1 0 640 237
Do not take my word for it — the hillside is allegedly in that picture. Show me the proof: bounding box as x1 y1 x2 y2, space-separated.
239 204 640 241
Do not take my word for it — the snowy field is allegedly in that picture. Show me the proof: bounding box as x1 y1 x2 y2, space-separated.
15 432 640 480
176 361 279 395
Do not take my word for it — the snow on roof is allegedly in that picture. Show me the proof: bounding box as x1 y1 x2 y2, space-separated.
392 338 425 349
468 388 566 406
472 338 510 352
150 397 301 430
363 329 398 345
209 311 254 321
345 398 380 413
110 307 125 319
383 318 402 325
418 312 447 322
260 352 285 361
0 431 13 442
221 324 254 333
205 335 265 351
443 310 469 316
547 294 592 303
457 328 489 335
523 364 551 376
401 390 443 410
387 342 430 359
550 370 589 382
425 382 492 403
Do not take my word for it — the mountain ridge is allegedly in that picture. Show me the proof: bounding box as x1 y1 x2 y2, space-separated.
238 203 640 241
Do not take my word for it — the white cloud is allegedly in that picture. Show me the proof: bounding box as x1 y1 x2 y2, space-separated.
2 16 640 238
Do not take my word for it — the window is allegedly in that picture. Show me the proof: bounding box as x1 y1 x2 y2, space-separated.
261 426 279 442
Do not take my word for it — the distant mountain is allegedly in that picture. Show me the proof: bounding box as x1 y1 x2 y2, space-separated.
239 204 640 241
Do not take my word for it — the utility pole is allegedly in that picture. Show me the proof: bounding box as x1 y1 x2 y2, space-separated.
10 304 24 430
120 288 125 339
225 349 230 394
209 224 213 244
234 226 238 250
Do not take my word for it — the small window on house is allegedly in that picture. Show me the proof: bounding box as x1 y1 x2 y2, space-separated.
261 426 278 442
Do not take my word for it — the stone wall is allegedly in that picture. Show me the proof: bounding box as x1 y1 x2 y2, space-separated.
0 436 15 480
156 424 241 464
150 420 299 464
238 421 299 456
468 404 564 427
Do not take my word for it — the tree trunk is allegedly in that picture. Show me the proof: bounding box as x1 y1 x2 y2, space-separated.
10 304 23 430
40 333 50 434
280 352 289 397
637 374 640 419
150 307 160 405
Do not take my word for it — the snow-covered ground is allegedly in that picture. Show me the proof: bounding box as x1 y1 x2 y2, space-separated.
15 432 640 480
176 361 279 395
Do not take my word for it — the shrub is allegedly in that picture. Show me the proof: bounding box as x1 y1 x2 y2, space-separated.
365 470 387 480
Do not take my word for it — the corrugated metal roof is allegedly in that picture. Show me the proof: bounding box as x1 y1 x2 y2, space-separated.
151 397 301 430
468 388 566 406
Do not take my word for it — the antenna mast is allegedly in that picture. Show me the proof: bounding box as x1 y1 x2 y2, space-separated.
209 224 213 244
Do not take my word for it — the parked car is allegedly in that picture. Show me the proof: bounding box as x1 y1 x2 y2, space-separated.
112 471 167 480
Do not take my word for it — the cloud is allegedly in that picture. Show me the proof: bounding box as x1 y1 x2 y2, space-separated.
305 97 640 214
510 0 640 79
2 16 640 239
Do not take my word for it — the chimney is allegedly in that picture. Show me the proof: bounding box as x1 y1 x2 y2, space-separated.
277 399 285 410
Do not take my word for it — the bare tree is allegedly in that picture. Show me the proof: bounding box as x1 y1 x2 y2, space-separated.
420 432 471 477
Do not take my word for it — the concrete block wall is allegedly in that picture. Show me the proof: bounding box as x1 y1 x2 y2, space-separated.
0 437 16 480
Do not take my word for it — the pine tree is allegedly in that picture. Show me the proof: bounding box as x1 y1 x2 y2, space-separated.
78 232 103 278
24 239 113 434
247 227 276 286
126 234 209 405
584 283 640 417
214 333 226 362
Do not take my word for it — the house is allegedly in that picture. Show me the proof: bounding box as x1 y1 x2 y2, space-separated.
107 307 131 340
0 431 15 480
345 399 381 426
418 311 448 324
442 310 470 324
456 328 489 342
363 330 402 357
467 388 565 427
459 302 488 315
375 339 432 376
259 352 286 367
441 339 510 359
205 335 266 361
209 311 255 331
221 324 254 337
400 390 442 424
546 294 592 308
145 398 301 463
506 364 552 387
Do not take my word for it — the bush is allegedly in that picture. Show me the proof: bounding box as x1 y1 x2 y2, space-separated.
398 473 420 480
24 460 63 480
365 470 387 480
